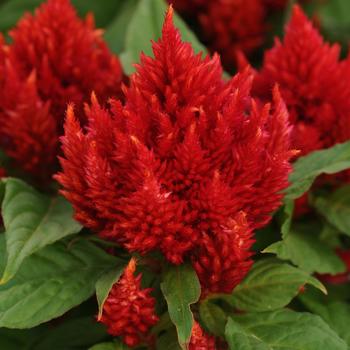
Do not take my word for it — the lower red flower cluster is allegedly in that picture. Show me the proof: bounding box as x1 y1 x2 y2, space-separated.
189 322 217 349
56 8 293 296
99 259 159 347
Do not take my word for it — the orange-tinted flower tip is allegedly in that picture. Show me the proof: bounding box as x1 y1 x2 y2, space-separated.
125 256 137 277
65 104 76 123
163 5 178 39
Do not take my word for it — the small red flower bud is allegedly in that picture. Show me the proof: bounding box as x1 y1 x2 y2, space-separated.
99 258 159 347
189 322 216 350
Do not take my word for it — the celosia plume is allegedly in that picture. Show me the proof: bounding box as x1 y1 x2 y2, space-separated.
56 7 293 295
189 322 217 349
0 0 123 181
253 5 350 157
99 258 159 346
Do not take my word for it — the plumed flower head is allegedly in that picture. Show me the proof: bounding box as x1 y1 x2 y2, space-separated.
56 7 293 295
99 258 159 347
0 0 123 181
189 322 216 349
253 5 350 156
171 0 266 69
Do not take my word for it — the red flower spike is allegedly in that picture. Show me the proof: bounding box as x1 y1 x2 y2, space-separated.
99 258 159 347
171 0 266 69
0 0 123 181
253 5 350 157
56 8 293 295
189 322 217 350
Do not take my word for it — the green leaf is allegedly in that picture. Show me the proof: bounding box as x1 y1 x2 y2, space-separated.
119 0 206 74
34 317 108 350
313 185 350 236
0 0 123 33
96 263 127 319
0 325 46 350
160 264 201 349
71 0 124 28
225 309 348 350
104 0 139 54
199 300 227 337
218 258 325 312
300 292 350 346
0 236 119 328
286 141 350 199
318 0 350 46
264 227 346 274
156 329 182 350
0 0 42 33
280 199 294 237
0 178 82 284
89 341 129 350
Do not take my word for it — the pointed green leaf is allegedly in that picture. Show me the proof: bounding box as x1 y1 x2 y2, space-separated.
225 309 348 350
161 264 201 349
264 227 346 274
286 140 350 199
0 236 118 328
300 292 350 346
104 0 139 54
199 300 227 337
218 258 326 312
313 184 350 236
89 341 130 350
0 178 82 283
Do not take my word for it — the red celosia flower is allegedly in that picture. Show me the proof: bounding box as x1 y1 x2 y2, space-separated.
253 5 350 157
189 322 216 349
318 249 350 285
171 0 266 70
98 258 159 347
0 0 123 181
56 7 293 295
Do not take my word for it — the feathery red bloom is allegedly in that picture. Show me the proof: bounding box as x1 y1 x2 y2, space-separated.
56 7 292 295
171 0 266 70
0 0 123 181
189 322 217 349
253 5 350 157
98 258 159 347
